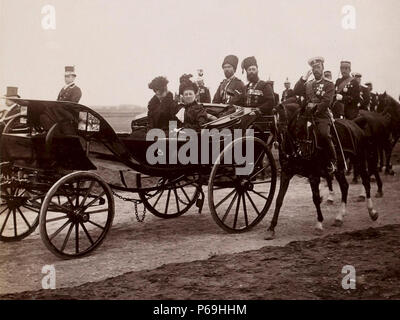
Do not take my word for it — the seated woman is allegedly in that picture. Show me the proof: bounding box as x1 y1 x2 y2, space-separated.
147 76 177 130
175 80 211 130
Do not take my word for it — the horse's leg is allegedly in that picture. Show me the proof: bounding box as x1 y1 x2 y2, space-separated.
357 155 379 221
309 175 324 233
384 136 395 175
333 170 349 227
326 175 335 204
265 170 293 240
378 145 384 172
368 144 384 197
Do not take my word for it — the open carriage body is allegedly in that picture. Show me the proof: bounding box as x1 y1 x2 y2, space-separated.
0 99 277 259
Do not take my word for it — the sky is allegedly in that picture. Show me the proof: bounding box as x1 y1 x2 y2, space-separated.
0 0 399 107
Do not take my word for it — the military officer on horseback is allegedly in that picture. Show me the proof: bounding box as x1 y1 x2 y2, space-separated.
293 57 337 173
281 78 295 102
332 61 360 119
57 66 82 103
213 55 245 105
365 82 378 112
353 72 370 111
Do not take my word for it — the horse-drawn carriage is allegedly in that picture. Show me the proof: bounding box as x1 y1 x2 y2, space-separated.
0 99 278 259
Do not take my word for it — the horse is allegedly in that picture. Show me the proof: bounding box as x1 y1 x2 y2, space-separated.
324 96 397 202
375 92 400 175
264 103 379 240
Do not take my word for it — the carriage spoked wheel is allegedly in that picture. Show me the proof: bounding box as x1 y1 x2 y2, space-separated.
208 136 277 233
0 181 42 242
137 174 200 219
39 172 114 259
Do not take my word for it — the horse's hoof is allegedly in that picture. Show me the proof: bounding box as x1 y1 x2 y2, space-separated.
315 223 324 234
333 219 343 227
369 210 379 221
357 195 366 202
264 230 275 240
375 191 383 198
370 176 376 182
327 199 334 205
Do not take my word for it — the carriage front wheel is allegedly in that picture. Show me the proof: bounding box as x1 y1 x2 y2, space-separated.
39 172 114 259
208 136 277 233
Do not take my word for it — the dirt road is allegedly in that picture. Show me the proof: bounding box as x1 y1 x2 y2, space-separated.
1 166 399 297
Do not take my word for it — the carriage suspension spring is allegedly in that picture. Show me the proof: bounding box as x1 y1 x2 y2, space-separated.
111 191 146 223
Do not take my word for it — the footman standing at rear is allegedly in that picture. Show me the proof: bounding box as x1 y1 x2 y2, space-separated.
57 66 82 103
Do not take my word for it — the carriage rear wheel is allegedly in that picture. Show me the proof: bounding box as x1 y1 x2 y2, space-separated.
137 174 200 219
208 136 277 233
0 165 43 242
39 172 114 259
0 182 42 242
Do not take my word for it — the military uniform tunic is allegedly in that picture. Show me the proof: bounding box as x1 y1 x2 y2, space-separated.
333 77 360 119
212 76 245 105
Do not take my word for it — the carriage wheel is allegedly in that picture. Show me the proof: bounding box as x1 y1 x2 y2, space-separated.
208 136 277 233
137 174 200 219
0 182 42 242
39 172 114 259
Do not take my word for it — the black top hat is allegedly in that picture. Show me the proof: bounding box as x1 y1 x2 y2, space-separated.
3 86 20 98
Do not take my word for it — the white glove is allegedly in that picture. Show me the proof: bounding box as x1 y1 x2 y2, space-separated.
336 94 343 101
302 69 313 81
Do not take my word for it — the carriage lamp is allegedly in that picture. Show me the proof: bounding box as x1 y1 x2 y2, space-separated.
20 106 27 124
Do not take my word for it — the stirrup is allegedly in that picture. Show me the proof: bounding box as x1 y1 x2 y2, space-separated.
327 161 337 174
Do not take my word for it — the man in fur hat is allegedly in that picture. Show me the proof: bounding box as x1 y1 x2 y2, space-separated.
281 78 295 102
213 55 245 105
332 61 360 119
241 56 275 113
57 66 82 103
294 56 337 173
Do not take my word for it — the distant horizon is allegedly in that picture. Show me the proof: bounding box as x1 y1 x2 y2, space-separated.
1 0 400 107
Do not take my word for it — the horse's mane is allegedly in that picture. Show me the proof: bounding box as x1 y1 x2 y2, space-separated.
383 93 400 123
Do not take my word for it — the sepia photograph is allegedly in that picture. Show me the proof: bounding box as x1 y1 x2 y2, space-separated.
0 0 400 309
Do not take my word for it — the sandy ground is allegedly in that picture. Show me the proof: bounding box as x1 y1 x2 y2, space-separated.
0 164 399 297
2 224 400 300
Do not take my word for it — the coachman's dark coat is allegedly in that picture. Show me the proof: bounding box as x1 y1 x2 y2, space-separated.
57 84 82 103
